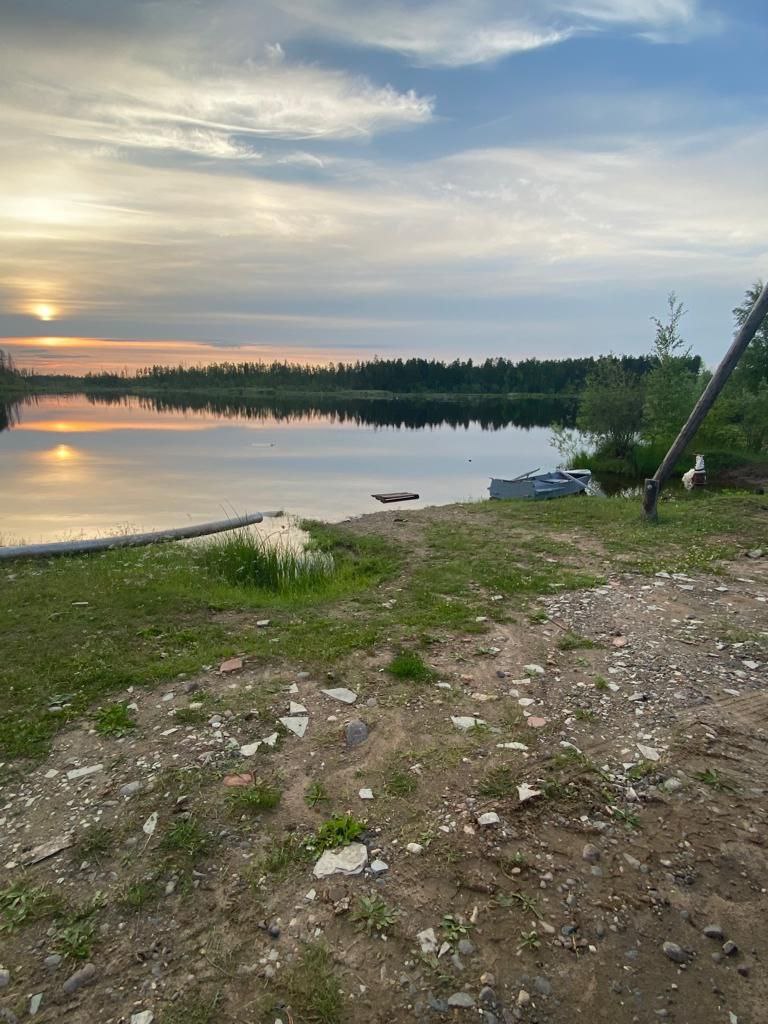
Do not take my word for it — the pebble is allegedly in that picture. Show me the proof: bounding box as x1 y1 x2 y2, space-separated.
43 955 62 970
321 687 357 704
523 664 545 675
313 843 368 878
119 781 143 799
370 859 389 875
130 1013 154 1024
662 942 690 964
702 925 724 940
517 990 531 1007
447 993 475 1008
29 995 42 1016
582 843 601 863
406 843 424 854
479 986 496 1007
534 976 552 996
722 940 738 957
268 923 280 939
480 972 495 986
63 962 97 994
0 970 8 988
345 720 369 748
662 778 683 794
66 764 103 781
737 963 750 977
477 812 500 827
457 939 475 956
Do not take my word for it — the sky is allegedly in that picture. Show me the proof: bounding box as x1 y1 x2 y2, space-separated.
1 0 767 373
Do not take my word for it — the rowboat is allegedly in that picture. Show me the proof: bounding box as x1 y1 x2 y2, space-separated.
489 468 591 501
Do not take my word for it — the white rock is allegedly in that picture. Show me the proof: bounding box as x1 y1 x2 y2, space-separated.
131 1013 154 1024
518 698 535 707
262 733 279 747
370 858 388 874
142 812 158 837
417 927 438 954
313 842 368 878
321 687 357 704
497 741 528 751
358 788 374 800
279 716 309 738
44 769 59 779
256 619 271 627
240 742 261 757
305 888 317 901
636 743 660 761
406 842 424 854
524 664 545 675
477 811 500 827
66 764 103 781
743 660 760 670
451 716 485 732
289 701 307 714
517 783 542 803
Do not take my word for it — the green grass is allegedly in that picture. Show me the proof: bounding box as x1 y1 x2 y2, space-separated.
384 769 418 797
201 529 334 592
256 833 313 880
351 895 398 936
160 818 213 859
94 701 137 737
54 918 96 960
0 880 62 932
118 877 162 912
280 943 343 1024
478 764 517 799
160 992 221 1024
694 767 735 791
313 814 365 851
558 632 598 652
387 650 436 683
74 825 115 862
305 781 331 808
227 780 282 815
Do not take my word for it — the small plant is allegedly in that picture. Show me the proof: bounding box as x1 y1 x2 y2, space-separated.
74 825 114 863
613 808 640 830
518 929 541 952
118 878 161 912
627 760 656 780
95 702 137 737
160 992 221 1024
201 529 333 593
305 781 330 808
161 818 212 859
574 708 596 722
351 895 398 936
257 834 312 879
227 780 282 815
441 913 472 946
478 765 516 799
387 650 435 683
694 767 734 791
385 770 417 797
282 943 343 1024
594 676 610 691
174 707 208 725
54 918 95 960
557 632 598 652
313 815 365 852
0 880 61 932
494 890 539 916
528 609 549 624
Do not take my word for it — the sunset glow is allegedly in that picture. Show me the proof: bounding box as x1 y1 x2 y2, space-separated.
33 304 57 322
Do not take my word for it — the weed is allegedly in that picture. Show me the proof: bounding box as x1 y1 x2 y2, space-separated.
694 768 734 791
313 815 365 852
74 825 114 863
387 650 435 683
281 943 343 1024
478 765 516 799
160 992 221 1024
594 676 610 691
518 930 541 952
558 632 598 652
305 781 330 808
201 529 333 593
161 818 212 859
528 609 549 624
627 760 657 780
385 770 418 798
494 891 540 916
613 808 640 830
0 880 61 932
441 913 472 946
227 780 282 815
94 701 136 737
257 834 312 879
574 708 596 722
351 895 398 936
118 878 161 912
174 707 208 725
54 918 95 960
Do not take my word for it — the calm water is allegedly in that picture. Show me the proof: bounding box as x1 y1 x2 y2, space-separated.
0 392 577 545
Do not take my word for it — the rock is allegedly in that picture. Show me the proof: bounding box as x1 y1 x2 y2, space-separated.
223 772 254 787
29 995 42 1016
119 781 143 799
240 741 261 757
662 778 683 794
637 744 660 761
517 783 541 803
457 939 475 956
516 990 531 1007
0 970 8 988
737 963 750 977
370 859 388 875
447 993 475 1008
256 619 270 627
406 843 424 854
524 664 545 675
280 715 309 737
345 720 369 748
427 994 449 1012
313 843 368 879
479 986 496 1007
480 972 495 986
534 976 552 996
44 955 62 970
321 687 357 704
526 716 548 729
451 716 486 732
582 843 601 863
662 942 690 964
25 835 73 865
358 788 374 800
623 853 642 870
65 764 103 781
746 548 764 559
612 636 628 647
219 657 243 673
268 923 281 938
497 741 528 751
702 925 724 940
477 812 500 827
63 963 97 994
131 1013 154 1024
262 732 278 747
142 811 158 837
418 928 438 954
183 680 200 694
722 940 738 956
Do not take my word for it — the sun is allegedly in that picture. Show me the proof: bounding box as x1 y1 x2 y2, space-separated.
33 303 57 322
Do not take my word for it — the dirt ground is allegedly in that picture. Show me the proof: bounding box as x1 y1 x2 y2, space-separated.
2 507 768 1024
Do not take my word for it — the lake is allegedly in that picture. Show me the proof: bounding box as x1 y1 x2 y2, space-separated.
0 392 578 545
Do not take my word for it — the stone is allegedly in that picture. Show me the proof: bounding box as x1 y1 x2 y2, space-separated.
119 781 143 799
223 772 254 787
256 619 270 627
321 687 357 704
517 783 541 803
623 853 642 870
24 835 73 865
345 720 369 748
370 859 388 874
662 778 683 794
417 928 438 954
268 923 281 938
131 1013 155 1024
447 993 475 1008
289 701 307 714
746 548 764 559
240 741 261 757
280 715 309 737
524 664 545 675
516 990 531 1007
63 962 97 994
44 955 62 970
737 963 750 977
262 732 278 747
359 788 374 800
526 716 548 729
582 843 601 863
479 986 496 1007
457 939 475 956
29 995 42 1016
662 942 689 964
451 716 486 732
0 970 8 988
406 842 424 854
702 925 724 940
219 657 243 673
496 741 528 751
722 940 738 956
534 976 552 996
66 764 103 781
313 843 368 878
477 812 500 827
142 811 158 837
637 744 660 761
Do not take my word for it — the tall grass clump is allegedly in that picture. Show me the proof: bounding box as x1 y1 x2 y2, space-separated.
201 530 334 593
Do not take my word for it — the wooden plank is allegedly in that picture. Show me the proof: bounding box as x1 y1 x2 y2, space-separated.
372 492 420 503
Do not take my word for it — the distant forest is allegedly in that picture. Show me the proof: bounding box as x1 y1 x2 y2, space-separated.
73 353 700 395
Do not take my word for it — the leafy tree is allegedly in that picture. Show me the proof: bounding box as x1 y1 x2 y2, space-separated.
577 357 645 456
642 294 700 446
732 280 768 391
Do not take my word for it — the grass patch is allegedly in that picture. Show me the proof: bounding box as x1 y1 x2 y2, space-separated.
558 632 598 652
227 780 282 815
160 992 221 1024
73 825 114 863
118 878 162 912
574 707 597 722
201 529 333 593
478 764 517 799
694 767 735 791
0 880 62 932
594 676 610 691
351 895 398 936
384 769 418 797
256 834 313 880
280 943 343 1024
94 701 137 737
387 650 435 683
160 818 213 859
305 781 331 808
174 706 208 725
54 918 96 960
313 814 365 852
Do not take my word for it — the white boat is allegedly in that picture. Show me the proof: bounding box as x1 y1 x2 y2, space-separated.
489 468 592 501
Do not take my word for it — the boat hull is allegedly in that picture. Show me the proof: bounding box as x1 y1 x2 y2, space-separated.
489 469 591 501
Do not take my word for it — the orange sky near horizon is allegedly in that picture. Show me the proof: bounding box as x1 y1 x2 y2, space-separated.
2 336 371 375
